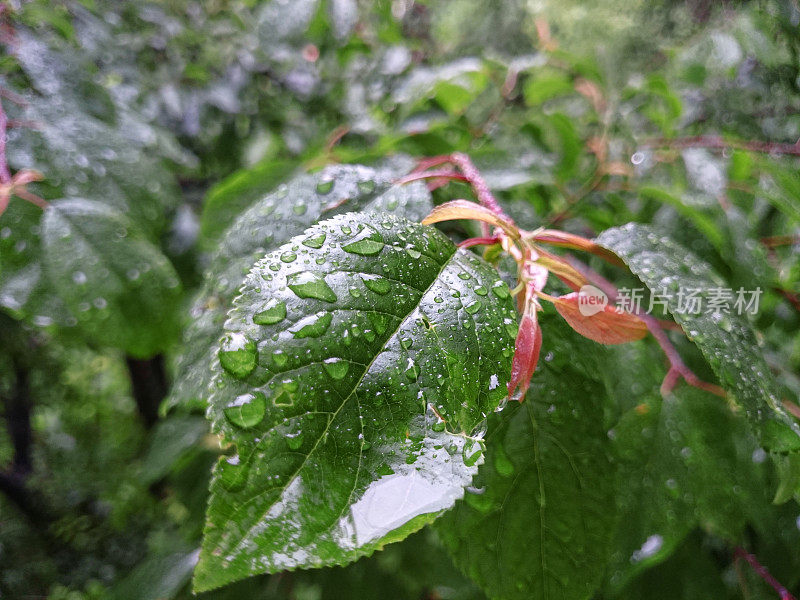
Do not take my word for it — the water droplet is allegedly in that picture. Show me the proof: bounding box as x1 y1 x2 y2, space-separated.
357 180 376 194
72 271 87 285
292 312 333 338
361 275 390 295
474 286 488 296
219 455 248 491
462 438 484 467
287 271 337 302
400 337 413 350
253 299 287 325
342 227 385 256
219 333 257 378
404 358 419 381
406 248 421 259
280 251 297 263
286 432 304 450
492 281 510 298
323 357 349 380
292 202 307 215
458 272 471 280
272 350 288 368
464 300 482 314
224 392 267 428
302 232 327 249
368 312 391 335
316 179 334 194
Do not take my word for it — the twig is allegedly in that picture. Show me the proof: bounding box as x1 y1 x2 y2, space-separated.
642 135 800 157
734 547 796 600
565 255 726 398
0 97 12 184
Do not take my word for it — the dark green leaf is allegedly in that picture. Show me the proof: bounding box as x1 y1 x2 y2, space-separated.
194 212 516 591
166 165 433 414
41 198 182 357
596 223 800 451
438 316 616 600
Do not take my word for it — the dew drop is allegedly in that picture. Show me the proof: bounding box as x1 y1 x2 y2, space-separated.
464 300 482 314
462 438 485 467
219 333 257 378
292 312 333 338
342 227 385 256
271 350 288 368
253 299 287 325
492 281 510 298
280 251 297 263
357 180 376 194
361 275 391 295
286 432 304 450
323 357 349 380
302 232 327 249
219 455 249 491
316 179 334 194
292 202 307 215
404 358 419 381
287 271 337 302
224 392 267 428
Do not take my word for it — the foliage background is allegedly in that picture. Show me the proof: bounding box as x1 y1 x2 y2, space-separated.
0 0 799 598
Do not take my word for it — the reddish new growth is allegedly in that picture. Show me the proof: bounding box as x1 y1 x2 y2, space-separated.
400 152 724 403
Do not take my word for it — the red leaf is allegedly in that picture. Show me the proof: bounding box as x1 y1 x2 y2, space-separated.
550 291 648 345
507 313 543 402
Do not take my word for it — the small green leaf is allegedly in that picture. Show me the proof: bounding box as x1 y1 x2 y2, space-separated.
438 316 616 600
194 213 516 591
41 198 181 357
597 223 800 452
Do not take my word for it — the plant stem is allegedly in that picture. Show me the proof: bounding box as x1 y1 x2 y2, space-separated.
734 547 797 600
125 355 168 429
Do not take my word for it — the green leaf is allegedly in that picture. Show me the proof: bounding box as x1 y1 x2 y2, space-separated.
166 164 433 414
199 159 297 244
523 72 574 106
194 213 516 591
41 199 182 357
438 316 616 600
596 223 800 452
607 387 767 592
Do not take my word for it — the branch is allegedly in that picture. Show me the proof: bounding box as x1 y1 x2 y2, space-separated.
734 547 797 600
564 255 726 398
641 135 800 157
125 355 168 429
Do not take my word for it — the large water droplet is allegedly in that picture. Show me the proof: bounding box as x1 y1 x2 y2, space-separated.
287 271 337 302
357 179 376 194
316 179 334 194
224 392 267 428
361 274 390 295
323 357 349 380
292 312 333 338
286 432 304 450
492 281 510 298
464 300 482 314
342 227 385 256
302 232 327 249
462 438 485 467
219 455 249 491
280 251 297 263
253 299 287 325
404 358 419 381
219 333 257 378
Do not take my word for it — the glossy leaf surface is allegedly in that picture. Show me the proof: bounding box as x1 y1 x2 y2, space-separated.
438 316 617 600
194 213 517 591
41 198 182 357
597 223 800 451
167 165 433 413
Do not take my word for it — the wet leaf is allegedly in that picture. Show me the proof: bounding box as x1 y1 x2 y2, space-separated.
548 291 648 345
166 164 433 414
41 198 182 357
194 213 516 591
597 223 800 452
438 316 616 600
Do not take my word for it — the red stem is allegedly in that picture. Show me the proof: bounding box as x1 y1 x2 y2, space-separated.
734 547 796 600
642 135 800 157
0 97 12 184
565 255 726 398
458 236 501 249
449 152 514 224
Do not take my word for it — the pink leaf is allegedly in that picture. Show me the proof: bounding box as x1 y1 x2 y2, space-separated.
550 291 648 345
507 313 543 402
